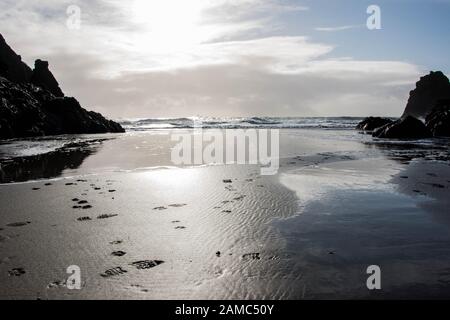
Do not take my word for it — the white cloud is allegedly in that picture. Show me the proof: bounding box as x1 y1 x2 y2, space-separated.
315 25 362 32
0 0 424 118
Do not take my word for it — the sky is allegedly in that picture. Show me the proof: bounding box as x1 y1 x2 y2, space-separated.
0 0 449 119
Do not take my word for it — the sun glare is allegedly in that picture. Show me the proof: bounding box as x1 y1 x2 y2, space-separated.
132 0 205 50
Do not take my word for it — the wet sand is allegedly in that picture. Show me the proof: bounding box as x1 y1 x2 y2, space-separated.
0 129 450 299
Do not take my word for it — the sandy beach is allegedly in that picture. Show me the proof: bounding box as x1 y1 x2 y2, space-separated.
1 128 449 299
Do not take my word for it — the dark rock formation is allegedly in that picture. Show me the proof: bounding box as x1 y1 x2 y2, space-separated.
402 71 450 119
42 97 124 134
425 99 450 137
0 33 124 139
0 34 32 83
0 77 124 138
30 59 64 97
356 117 393 132
373 116 432 139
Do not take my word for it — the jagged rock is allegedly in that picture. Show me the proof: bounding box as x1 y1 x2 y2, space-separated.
425 99 450 137
0 33 124 139
0 34 32 83
402 71 450 119
373 116 432 139
0 77 124 139
30 59 64 97
42 97 124 134
356 117 393 131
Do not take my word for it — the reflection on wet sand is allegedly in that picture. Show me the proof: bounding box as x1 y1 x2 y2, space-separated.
0 138 108 183
275 135 450 299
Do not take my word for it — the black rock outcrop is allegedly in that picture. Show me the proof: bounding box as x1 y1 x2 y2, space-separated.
372 116 432 139
402 71 450 119
30 59 64 97
0 34 32 83
356 117 393 132
425 99 450 137
358 71 450 139
0 33 124 139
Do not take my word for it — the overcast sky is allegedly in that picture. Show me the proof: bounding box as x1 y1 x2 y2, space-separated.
1 0 449 119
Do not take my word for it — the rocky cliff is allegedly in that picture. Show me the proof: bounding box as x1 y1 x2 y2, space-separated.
357 71 450 139
0 33 124 139
402 71 450 119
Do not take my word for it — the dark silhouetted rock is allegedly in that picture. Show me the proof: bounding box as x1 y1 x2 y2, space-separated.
0 34 32 83
356 117 393 131
425 99 450 137
30 59 64 97
0 33 124 139
0 77 124 139
402 71 450 119
373 116 432 139
42 97 124 134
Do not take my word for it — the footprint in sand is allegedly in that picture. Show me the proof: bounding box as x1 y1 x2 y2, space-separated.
110 240 123 245
168 204 187 208
32 187 40 191
77 217 92 222
112 251 127 257
74 205 92 209
7 221 31 227
242 253 261 261
130 260 164 270
45 183 52 186
97 214 118 219
65 183 76 186
153 206 167 211
101 267 128 278
8 268 26 277
171 220 181 224
222 210 232 213
47 281 66 289
175 226 186 230
430 183 445 189
108 190 116 193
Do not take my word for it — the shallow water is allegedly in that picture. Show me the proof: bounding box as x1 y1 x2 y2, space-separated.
0 128 450 299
